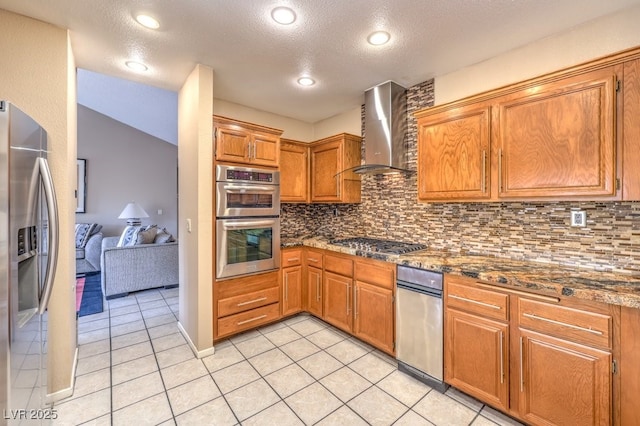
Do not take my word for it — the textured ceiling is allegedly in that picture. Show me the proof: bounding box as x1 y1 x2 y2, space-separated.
1 0 639 123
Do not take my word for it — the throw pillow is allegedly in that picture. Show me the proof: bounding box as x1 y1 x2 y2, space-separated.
135 226 157 245
153 228 174 244
117 225 143 247
75 223 97 248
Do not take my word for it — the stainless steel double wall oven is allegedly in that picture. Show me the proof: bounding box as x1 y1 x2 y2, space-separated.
215 164 280 279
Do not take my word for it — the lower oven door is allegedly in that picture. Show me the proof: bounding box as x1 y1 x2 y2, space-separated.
216 217 280 279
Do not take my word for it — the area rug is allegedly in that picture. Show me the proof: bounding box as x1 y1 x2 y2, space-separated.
76 273 104 317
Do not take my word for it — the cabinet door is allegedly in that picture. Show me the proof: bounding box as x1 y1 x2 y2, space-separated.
497 67 618 199
323 271 352 332
353 281 394 355
310 139 342 202
306 266 323 317
445 308 509 412
417 104 491 201
281 141 309 202
252 132 280 167
518 329 611 426
282 266 302 316
215 126 251 164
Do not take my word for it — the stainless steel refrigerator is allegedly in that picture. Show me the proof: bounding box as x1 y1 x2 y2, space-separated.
0 101 59 424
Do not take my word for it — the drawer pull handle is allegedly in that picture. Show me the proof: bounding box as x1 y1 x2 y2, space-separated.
522 312 603 335
449 294 501 310
237 297 267 307
287 257 300 262
308 258 319 263
237 314 267 326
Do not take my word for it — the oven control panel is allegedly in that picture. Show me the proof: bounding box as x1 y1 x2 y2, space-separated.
216 164 279 184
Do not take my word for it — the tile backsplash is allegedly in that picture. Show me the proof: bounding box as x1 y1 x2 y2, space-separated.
281 79 640 274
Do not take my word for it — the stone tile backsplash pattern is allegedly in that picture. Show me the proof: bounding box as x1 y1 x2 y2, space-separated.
281 79 640 274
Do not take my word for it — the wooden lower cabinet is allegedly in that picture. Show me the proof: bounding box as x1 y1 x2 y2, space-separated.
323 271 352 332
213 248 396 357
353 281 394 355
518 328 612 426
282 265 302 316
445 274 617 425
306 266 323 316
213 271 280 340
620 306 640 425
445 308 509 412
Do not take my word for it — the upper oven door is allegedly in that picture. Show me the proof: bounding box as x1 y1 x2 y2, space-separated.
216 181 280 217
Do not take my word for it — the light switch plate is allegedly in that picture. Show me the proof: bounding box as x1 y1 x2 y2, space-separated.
570 211 586 227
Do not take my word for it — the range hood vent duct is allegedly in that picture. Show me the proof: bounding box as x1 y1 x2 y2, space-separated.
353 81 411 175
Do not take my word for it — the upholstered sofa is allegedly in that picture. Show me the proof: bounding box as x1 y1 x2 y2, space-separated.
75 224 103 275
100 236 179 299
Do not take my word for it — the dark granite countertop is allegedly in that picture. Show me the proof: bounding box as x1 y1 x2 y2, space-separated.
282 236 640 309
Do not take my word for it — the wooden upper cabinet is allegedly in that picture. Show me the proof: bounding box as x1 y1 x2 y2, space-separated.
310 133 362 203
280 139 309 202
417 104 491 201
213 115 282 168
497 67 619 199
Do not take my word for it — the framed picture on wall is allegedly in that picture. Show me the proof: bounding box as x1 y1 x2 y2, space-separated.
76 159 87 213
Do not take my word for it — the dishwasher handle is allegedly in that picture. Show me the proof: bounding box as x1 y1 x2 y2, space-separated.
397 280 443 298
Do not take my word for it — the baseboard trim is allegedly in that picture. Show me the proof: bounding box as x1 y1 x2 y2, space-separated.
46 346 78 404
178 321 215 359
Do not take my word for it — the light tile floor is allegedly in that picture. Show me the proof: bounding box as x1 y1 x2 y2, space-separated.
53 287 524 426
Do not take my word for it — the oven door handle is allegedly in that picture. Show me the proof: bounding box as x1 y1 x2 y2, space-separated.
221 184 276 193
222 220 276 230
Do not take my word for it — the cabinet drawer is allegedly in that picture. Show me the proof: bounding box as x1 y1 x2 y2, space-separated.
355 259 395 289
217 303 280 338
282 249 303 267
218 287 280 318
305 249 323 268
446 279 508 321
518 298 612 349
325 254 353 277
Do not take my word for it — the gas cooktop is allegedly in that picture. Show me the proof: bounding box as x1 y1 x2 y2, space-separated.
329 237 427 255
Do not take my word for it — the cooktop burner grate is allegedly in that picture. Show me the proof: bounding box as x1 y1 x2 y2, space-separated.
329 237 427 255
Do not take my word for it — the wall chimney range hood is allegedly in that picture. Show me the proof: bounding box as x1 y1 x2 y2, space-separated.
353 81 411 174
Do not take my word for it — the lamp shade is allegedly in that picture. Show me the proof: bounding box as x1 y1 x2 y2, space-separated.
118 202 149 226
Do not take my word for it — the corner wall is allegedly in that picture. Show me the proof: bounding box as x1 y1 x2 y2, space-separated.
178 64 214 354
0 9 77 398
76 105 178 237
435 4 640 104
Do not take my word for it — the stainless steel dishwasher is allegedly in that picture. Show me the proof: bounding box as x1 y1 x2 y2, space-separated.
396 265 449 392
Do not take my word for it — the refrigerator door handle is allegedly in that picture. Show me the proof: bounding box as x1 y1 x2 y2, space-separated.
37 157 59 315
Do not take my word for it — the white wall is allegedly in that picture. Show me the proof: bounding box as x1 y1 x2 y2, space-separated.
435 5 640 105
313 106 362 140
0 9 77 399
76 105 178 237
178 65 214 355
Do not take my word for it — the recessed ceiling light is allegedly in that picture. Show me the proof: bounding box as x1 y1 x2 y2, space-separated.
135 14 160 29
297 77 315 86
271 7 296 25
125 61 148 72
367 31 391 46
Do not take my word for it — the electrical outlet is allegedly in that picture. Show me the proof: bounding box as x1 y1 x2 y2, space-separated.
570 211 586 227
333 208 339 217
